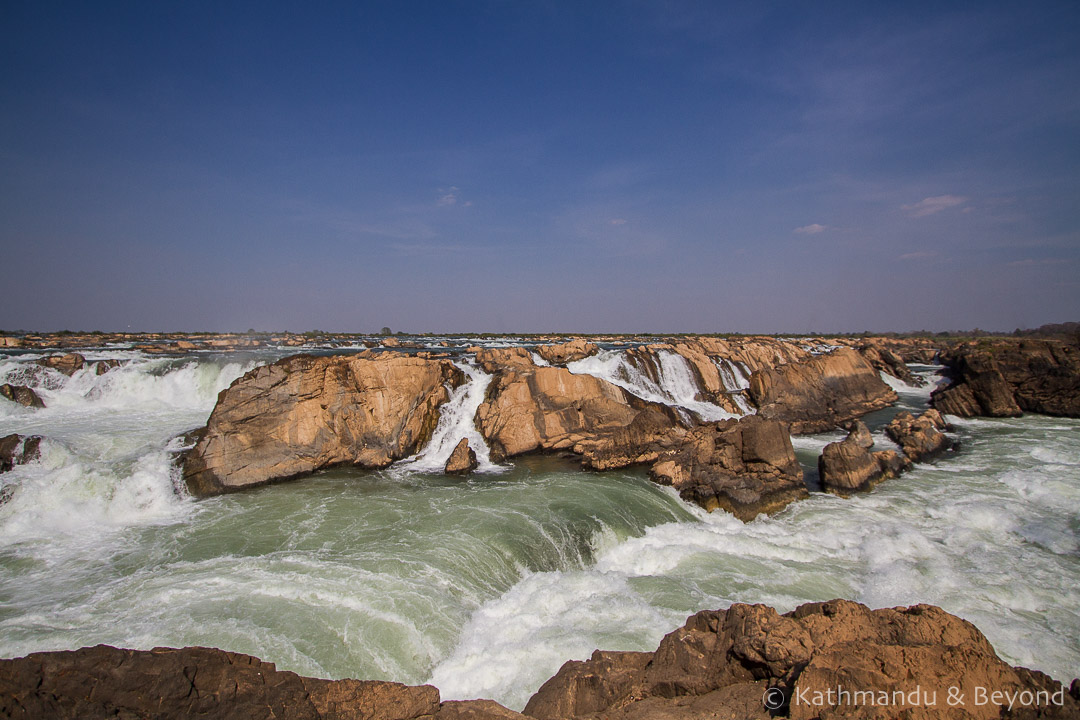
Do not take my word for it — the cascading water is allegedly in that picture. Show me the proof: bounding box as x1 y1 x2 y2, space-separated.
392 361 501 474
0 349 1077 714
566 349 740 421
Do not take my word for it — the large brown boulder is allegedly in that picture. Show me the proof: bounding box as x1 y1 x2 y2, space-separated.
933 340 1080 418
525 599 1080 720
748 348 898 433
885 409 955 463
35 352 85 376
0 384 45 409
0 644 528 720
535 339 600 365
475 365 682 461
181 354 464 497
647 415 807 521
474 347 536 374
818 421 906 495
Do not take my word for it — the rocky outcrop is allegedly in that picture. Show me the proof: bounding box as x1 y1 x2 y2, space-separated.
475 364 683 462
0 644 528 720
748 348 898 433
858 342 923 386
818 421 906 495
35 352 85 376
0 384 44 409
181 354 464 497
525 599 1080 720
475 347 536 374
933 339 1080 418
535 339 599 365
647 416 807 521
6 601 1074 720
0 434 41 474
445 438 478 475
885 409 955 463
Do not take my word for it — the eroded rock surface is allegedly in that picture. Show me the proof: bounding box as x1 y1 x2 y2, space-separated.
445 438 478 475
885 409 954 463
535 339 599 365
181 353 464 497
933 339 1080 418
818 421 906 495
748 348 898 433
0 644 526 720
525 599 1080 720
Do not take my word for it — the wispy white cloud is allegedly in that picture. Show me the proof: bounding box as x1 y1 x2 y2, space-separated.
437 187 460 206
609 218 627 226
899 250 938 260
902 195 968 217
1008 258 1072 267
793 223 827 234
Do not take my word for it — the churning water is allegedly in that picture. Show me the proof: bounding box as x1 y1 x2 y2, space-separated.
0 350 1077 711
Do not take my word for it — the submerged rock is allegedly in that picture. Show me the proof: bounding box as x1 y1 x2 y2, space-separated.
525 599 1080 720
181 354 465 497
0 384 45 409
0 433 42 474
445 438 478 475
748 347 898 433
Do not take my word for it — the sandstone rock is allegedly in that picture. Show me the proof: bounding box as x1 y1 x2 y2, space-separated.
885 409 954 463
181 354 464 497
0 384 45 409
646 415 807 521
535 338 600 364
0 336 24 348
933 339 1080 418
476 365 680 461
35 352 85 376
0 644 443 720
474 347 536 373
0 434 41 474
818 421 906 495
525 599 1080 720
445 438 478 475
858 342 924 386
748 348 898 433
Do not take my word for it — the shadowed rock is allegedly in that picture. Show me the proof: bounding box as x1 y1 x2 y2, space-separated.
0 384 44 409
0 434 42 474
748 348 898 433
933 339 1080 418
445 438 478 475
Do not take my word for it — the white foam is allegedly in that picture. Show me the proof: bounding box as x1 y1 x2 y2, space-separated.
567 349 737 422
393 362 502 474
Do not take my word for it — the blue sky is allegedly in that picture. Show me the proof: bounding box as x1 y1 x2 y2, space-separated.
2 1 1078 333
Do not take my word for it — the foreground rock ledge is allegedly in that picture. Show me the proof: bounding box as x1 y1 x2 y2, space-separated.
3 600 1077 720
